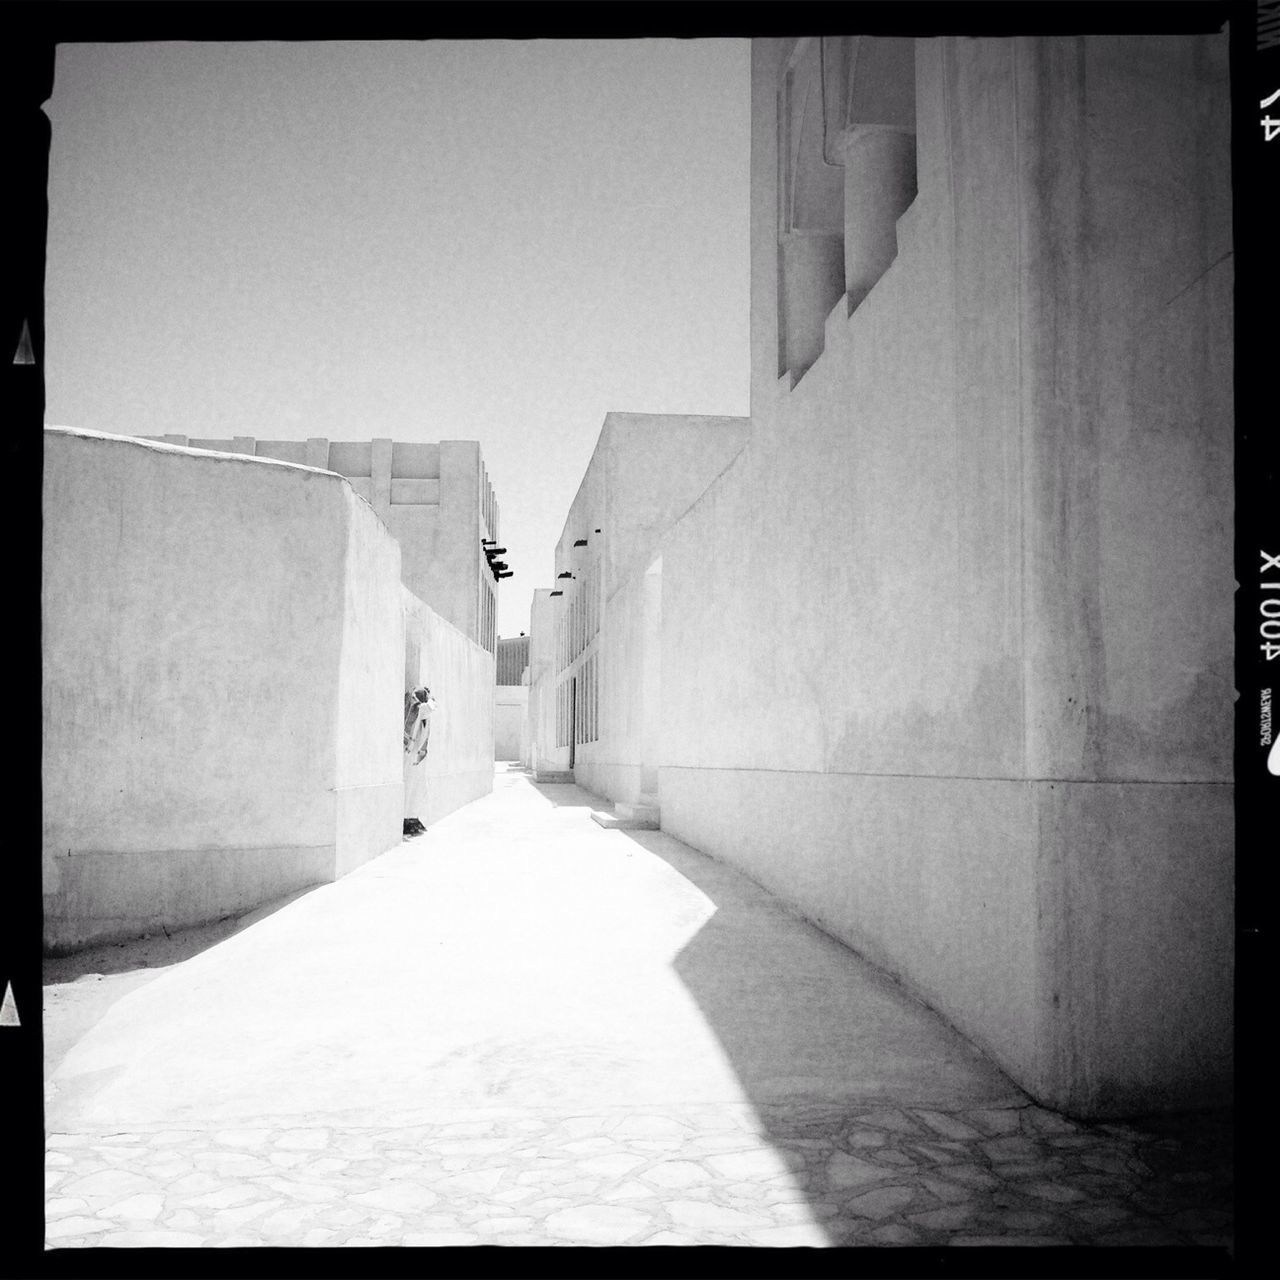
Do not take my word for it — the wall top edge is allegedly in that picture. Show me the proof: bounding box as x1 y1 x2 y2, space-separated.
44 425 343 481
601 412 751 430
43 427 405 543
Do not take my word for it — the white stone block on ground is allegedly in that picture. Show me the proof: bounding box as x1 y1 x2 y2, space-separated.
97 1230 206 1247
844 1186 916 1219
748 1223 831 1247
912 1109 982 1140
601 1180 654 1201
45 1216 116 1239
214 1128 271 1148
351 1184 438 1212
642 1160 711 1189
98 1193 164 1220
402 1231 480 1246
62 1169 156 1198
43 1197 88 1218
275 1128 330 1149
706 1147 795 1180
826 1151 895 1189
544 1204 653 1243
666 1200 772 1232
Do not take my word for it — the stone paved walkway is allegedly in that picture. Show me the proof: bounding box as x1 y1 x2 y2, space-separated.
45 1100 1232 1248
44 768 1233 1250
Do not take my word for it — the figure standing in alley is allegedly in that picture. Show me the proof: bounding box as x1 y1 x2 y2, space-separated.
404 685 435 764
403 685 436 835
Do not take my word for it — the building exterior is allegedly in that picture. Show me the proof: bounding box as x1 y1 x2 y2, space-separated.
402 588 497 828
144 434 500 651
44 428 497 952
494 636 529 762
523 589 557 776
526 412 749 798
530 34 1233 1120
495 636 530 686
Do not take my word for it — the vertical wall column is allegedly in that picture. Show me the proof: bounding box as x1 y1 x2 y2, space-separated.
371 437 393 521
779 231 846 377
306 437 330 470
835 126 918 310
440 440 483 644
639 557 663 801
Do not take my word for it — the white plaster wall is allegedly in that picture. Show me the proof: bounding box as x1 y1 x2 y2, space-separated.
573 559 663 807
149 433 493 649
494 687 527 761
524 590 562 773
1014 33 1234 1114
574 569 645 804
538 413 748 791
657 35 1232 1117
600 414 749 596
333 486 406 877
386 440 484 643
43 428 406 951
402 589 495 825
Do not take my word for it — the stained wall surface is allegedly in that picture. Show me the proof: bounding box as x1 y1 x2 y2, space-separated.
43 428 406 951
656 35 1232 1116
402 589 495 826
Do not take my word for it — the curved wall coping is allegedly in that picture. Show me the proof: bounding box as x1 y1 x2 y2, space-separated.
43 425 377 514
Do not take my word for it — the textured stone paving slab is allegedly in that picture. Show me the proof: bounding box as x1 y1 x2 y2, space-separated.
44 1100 1232 1250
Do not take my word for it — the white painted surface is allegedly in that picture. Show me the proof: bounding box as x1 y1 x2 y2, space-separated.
333 485 405 877
534 36 1232 1118
654 36 1233 1116
402 589 495 825
494 686 528 762
43 428 407 950
144 433 497 647
527 412 748 794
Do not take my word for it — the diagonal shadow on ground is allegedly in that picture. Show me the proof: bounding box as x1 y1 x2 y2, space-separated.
610 827 1234 1250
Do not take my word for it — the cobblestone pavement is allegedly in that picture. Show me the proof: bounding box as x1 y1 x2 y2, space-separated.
46 1100 1231 1249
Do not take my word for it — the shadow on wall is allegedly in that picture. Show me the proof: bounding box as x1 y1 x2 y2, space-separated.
617 829 1021 1108
612 828 1233 1246
611 828 1021 1243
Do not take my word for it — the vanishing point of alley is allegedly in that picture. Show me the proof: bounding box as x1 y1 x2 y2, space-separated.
44 767 1233 1251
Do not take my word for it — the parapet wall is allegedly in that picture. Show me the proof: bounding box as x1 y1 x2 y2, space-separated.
42 428 406 952
145 433 495 647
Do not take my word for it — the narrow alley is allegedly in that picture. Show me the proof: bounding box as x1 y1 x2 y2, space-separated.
43 767 1232 1250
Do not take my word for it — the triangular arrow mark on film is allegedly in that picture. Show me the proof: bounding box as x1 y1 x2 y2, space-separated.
0 981 18 1026
12 319 34 366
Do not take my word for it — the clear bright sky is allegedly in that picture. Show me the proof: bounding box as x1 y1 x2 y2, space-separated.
45 39 751 638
